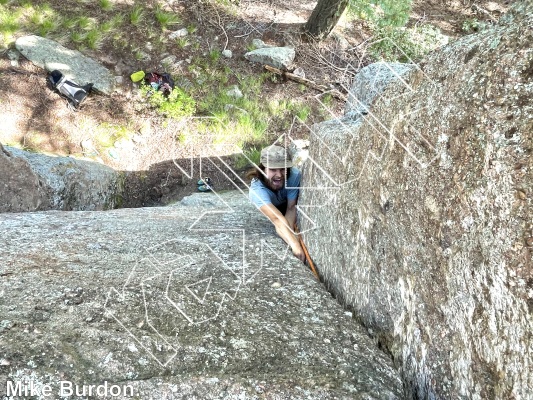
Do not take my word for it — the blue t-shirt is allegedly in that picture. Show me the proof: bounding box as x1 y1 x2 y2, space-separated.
249 167 301 209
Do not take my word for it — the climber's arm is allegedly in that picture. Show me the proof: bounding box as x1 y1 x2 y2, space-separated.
259 203 305 262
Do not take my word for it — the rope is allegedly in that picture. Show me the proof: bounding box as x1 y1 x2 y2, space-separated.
294 224 319 280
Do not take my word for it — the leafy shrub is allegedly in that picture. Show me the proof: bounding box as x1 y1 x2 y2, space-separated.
141 85 196 119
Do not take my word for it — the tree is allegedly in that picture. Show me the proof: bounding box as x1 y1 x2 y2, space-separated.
303 0 350 40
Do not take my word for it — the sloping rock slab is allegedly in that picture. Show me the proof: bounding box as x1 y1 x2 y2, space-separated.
1 145 121 212
15 35 115 94
244 47 295 70
0 192 403 399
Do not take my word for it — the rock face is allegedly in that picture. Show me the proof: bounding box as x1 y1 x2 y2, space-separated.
0 191 403 399
300 1 533 399
15 35 115 94
0 144 122 212
344 62 415 120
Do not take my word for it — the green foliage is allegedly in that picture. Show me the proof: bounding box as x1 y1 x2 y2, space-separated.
141 84 196 119
175 36 190 49
70 31 86 43
369 23 447 62
38 15 60 37
27 4 60 37
62 17 79 30
462 18 486 33
129 4 144 26
107 13 125 30
348 0 412 28
154 5 181 29
76 16 96 31
245 42 257 52
189 60 272 147
295 104 312 122
0 5 21 46
347 0 446 62
134 49 147 60
86 28 103 50
158 89 196 119
321 93 333 107
99 0 113 12
209 49 221 62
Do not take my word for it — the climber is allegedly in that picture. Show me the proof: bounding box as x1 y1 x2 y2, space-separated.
248 145 305 262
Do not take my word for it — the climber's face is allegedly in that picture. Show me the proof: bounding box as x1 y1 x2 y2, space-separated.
264 168 286 191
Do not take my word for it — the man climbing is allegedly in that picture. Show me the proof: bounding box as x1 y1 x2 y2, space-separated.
248 145 305 262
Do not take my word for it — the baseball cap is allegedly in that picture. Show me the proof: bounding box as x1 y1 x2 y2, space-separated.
260 145 293 169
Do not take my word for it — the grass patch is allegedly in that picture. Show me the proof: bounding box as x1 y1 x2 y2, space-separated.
98 0 113 12
192 69 271 146
154 5 181 29
86 28 104 50
70 31 86 44
0 6 21 46
294 104 312 122
27 4 60 37
175 36 190 49
77 16 96 31
129 4 144 26
103 14 124 33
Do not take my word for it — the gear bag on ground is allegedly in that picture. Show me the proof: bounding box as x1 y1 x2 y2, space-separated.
47 70 93 108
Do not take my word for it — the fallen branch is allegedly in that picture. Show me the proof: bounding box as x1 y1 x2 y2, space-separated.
264 65 347 102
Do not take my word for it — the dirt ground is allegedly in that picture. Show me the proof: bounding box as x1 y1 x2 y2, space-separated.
0 0 511 207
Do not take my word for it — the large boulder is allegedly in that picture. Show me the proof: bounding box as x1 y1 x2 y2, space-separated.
15 35 115 94
0 144 50 212
0 144 122 212
0 191 403 399
300 1 533 399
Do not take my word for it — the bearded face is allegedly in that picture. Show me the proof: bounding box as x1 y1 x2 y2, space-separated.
264 167 286 191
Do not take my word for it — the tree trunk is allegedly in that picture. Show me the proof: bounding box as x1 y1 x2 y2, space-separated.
303 0 350 39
